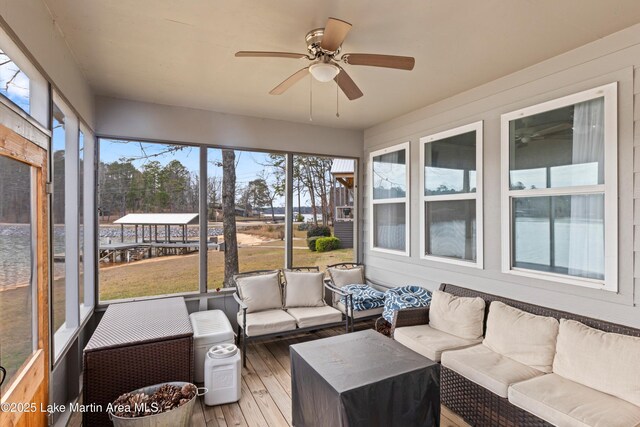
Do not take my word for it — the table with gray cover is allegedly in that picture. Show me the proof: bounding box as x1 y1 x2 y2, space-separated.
290 329 440 427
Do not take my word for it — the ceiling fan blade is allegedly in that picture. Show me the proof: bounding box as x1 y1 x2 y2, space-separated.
235 51 309 59
342 53 415 70
334 66 363 100
320 18 352 52
269 67 309 95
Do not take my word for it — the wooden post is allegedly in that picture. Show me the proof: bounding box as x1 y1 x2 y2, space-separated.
120 224 124 243
135 225 138 243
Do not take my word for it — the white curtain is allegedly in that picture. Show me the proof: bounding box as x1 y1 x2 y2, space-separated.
567 98 605 279
374 204 406 251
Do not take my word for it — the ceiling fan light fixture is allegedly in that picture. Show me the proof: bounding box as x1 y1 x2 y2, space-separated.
309 62 340 82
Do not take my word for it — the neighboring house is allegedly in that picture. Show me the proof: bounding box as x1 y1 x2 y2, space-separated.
331 159 355 248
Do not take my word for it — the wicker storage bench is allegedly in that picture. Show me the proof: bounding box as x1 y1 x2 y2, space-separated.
83 297 194 427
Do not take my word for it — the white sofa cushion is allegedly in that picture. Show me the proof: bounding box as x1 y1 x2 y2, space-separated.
394 324 481 362
335 301 383 318
237 309 297 336
483 301 559 373
509 374 640 427
328 266 364 288
429 290 485 340
441 344 544 398
553 319 640 407
236 271 282 313
287 306 343 329
283 270 325 308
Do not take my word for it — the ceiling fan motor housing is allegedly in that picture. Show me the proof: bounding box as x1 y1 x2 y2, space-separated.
306 28 341 57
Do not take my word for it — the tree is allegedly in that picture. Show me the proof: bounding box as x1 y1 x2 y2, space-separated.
222 149 239 287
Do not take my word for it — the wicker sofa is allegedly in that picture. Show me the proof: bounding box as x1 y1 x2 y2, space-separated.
234 267 348 366
393 283 640 427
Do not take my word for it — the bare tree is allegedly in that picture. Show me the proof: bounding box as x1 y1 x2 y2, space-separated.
222 149 239 287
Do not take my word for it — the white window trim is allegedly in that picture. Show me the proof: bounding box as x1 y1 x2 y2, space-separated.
500 82 618 291
419 121 484 268
369 142 411 256
52 92 80 361
79 123 95 319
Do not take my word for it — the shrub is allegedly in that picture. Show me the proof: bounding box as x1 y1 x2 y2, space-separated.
315 236 341 252
307 236 321 251
307 225 331 238
295 213 305 222
297 222 310 231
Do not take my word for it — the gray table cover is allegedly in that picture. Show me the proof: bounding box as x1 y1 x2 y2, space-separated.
291 329 440 427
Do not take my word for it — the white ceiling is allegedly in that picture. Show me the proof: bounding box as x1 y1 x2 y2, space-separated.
44 0 640 130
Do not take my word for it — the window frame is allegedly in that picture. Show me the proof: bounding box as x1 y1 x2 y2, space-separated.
500 83 618 291
79 123 95 320
419 121 484 268
368 141 411 256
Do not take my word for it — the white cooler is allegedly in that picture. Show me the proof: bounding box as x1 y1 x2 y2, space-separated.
189 310 235 383
204 343 242 406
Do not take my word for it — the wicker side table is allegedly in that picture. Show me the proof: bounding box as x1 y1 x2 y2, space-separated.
83 297 194 427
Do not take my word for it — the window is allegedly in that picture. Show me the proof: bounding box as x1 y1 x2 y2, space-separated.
0 47 30 113
78 130 84 307
369 143 410 255
79 125 95 317
98 139 201 301
420 122 483 267
501 83 617 290
0 156 36 394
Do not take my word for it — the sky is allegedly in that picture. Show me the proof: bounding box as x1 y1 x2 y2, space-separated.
0 50 31 113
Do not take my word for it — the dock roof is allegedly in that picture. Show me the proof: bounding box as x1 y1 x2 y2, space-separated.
113 213 199 225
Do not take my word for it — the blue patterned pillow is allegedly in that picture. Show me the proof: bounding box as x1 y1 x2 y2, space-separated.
382 285 432 323
339 284 386 311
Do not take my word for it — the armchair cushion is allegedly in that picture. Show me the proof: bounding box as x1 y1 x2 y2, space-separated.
483 301 559 373
383 285 432 323
235 271 282 313
286 306 342 328
509 374 640 427
441 344 544 398
553 319 640 407
394 324 481 362
338 284 385 311
283 270 325 308
237 309 296 336
327 266 365 288
429 290 485 340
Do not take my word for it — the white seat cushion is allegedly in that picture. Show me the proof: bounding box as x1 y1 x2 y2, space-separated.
394 324 481 362
283 270 326 308
237 309 297 337
509 374 640 427
441 344 544 398
429 290 485 340
336 301 383 318
554 319 640 407
483 301 559 373
236 271 282 313
287 306 343 328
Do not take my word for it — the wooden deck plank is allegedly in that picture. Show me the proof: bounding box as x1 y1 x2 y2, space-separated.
242 362 290 427
246 350 293 425
237 378 269 427
250 342 292 396
221 403 248 427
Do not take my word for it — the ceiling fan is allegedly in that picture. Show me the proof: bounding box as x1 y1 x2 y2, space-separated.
235 17 415 100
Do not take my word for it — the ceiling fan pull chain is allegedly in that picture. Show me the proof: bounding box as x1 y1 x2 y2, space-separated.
309 74 313 121
336 79 340 118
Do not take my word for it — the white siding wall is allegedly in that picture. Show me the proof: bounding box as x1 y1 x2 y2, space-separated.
363 23 640 327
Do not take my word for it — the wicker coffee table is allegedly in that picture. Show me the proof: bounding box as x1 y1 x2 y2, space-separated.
83 297 194 427
290 329 439 427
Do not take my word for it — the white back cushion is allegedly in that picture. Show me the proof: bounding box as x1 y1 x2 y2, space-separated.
283 271 326 308
483 301 559 372
553 319 640 407
328 266 364 288
236 271 282 313
429 290 485 340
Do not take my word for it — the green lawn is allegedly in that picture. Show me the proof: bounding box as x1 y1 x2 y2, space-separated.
0 286 33 394
99 245 354 300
